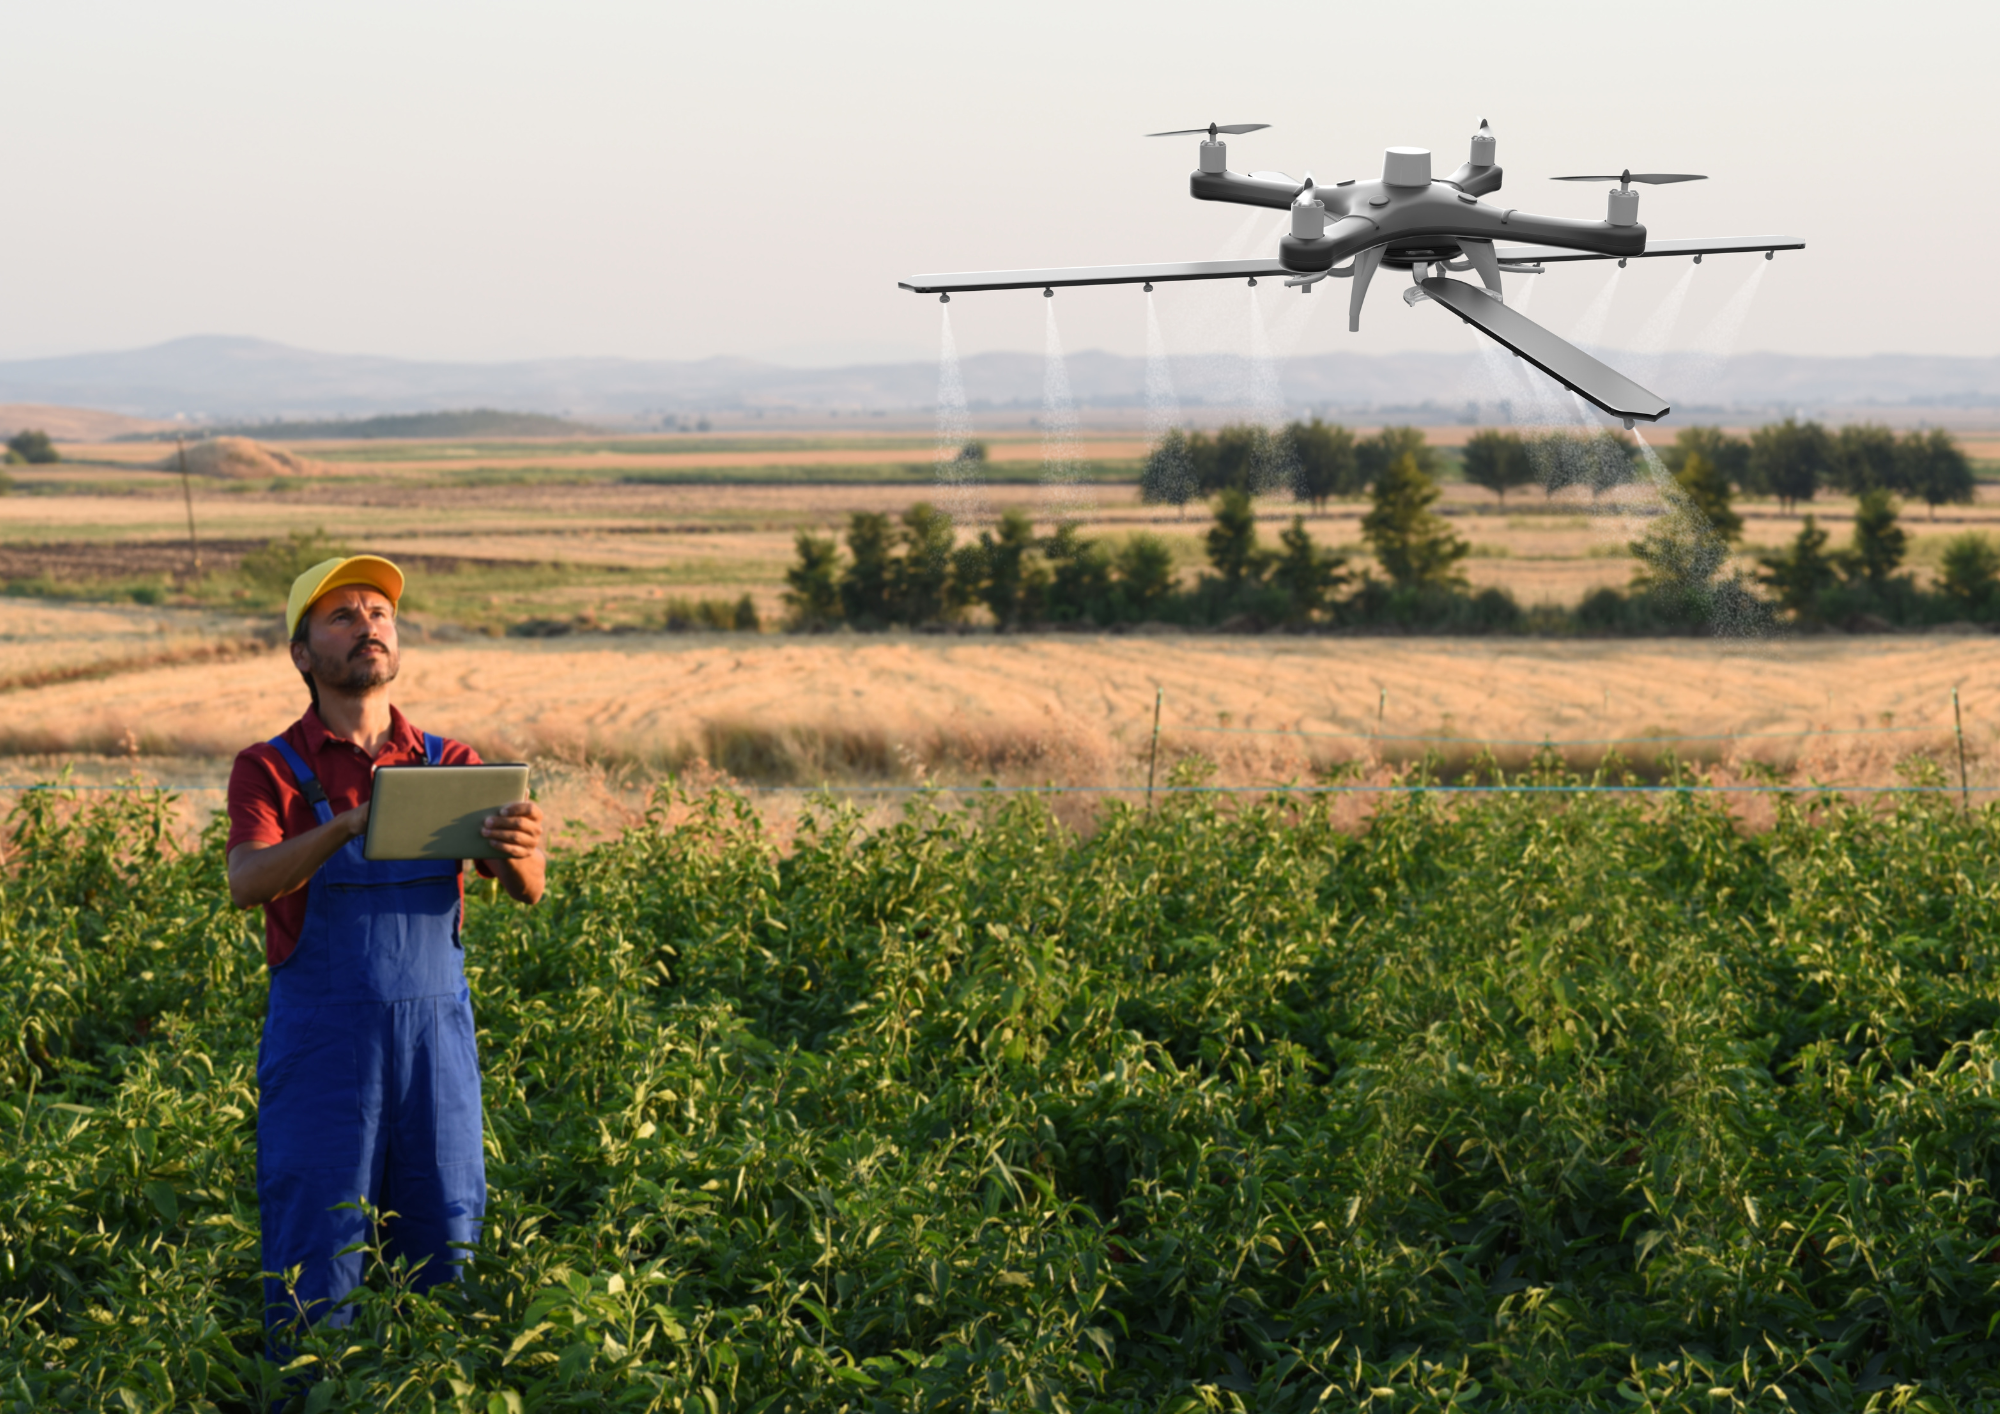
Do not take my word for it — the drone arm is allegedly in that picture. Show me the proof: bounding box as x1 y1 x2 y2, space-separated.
1189 169 1302 210
1443 160 1503 197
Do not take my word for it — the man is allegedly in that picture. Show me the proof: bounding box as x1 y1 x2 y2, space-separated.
226 555 545 1335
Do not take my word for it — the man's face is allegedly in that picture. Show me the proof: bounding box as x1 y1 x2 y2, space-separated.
291 585 400 696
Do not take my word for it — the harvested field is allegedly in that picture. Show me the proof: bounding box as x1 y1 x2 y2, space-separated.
8 481 2000 622
3 625 1991 779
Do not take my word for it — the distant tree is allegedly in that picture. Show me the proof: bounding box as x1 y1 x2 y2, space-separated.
1832 422 1900 495
838 512 897 626
1939 532 2000 616
1355 426 1437 487
1755 516 1843 620
782 531 842 628
1139 428 1199 513
1043 523 1116 622
891 502 959 624
954 439 988 464
1204 488 1269 588
1662 426 1753 492
1281 417 1358 509
4 429 59 465
1749 418 1833 512
1629 516 1732 611
1460 429 1535 507
1584 430 1639 500
1112 533 1178 618
732 593 761 632
1670 450 1743 541
1527 431 1629 499
968 507 1044 628
1269 517 1350 620
1202 423 1277 495
1361 453 1469 589
1897 428 1975 519
1847 489 1906 588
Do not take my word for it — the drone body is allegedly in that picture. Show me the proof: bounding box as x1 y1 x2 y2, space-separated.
900 121 1803 424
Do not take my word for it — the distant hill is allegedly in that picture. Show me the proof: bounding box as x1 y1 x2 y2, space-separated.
0 335 1995 422
0 402 171 442
171 409 598 441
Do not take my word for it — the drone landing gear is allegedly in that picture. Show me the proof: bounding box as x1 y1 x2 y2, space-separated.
1349 247 1383 332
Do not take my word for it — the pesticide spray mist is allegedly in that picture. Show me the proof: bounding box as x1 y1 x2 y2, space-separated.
933 307 985 522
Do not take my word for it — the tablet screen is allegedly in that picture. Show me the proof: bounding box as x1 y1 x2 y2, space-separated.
363 763 530 861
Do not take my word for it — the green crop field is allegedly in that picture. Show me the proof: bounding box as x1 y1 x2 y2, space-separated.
7 770 2000 1411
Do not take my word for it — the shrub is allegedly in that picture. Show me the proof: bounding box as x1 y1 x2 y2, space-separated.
1110 533 1177 618
4 428 59 464
838 512 896 627
1848 488 1907 587
1756 516 1844 622
238 528 352 599
1202 488 1266 588
1938 532 2000 616
781 531 841 628
1269 516 1350 621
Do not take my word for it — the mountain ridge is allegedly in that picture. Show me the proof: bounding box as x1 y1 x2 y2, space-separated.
1 335 1995 421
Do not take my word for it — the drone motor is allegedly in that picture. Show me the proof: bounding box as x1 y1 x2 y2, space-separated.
1552 169 1708 226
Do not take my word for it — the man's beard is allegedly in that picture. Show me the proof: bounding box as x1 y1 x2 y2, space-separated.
308 638 399 695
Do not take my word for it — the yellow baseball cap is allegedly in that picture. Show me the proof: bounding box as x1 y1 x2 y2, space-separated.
286 555 405 638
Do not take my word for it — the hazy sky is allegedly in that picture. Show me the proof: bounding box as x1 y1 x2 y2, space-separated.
4 0 1992 366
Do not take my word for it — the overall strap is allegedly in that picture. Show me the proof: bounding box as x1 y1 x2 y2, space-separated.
267 736 335 827
422 732 444 765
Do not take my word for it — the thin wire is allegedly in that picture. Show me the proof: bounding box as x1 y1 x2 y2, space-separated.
714 783 1996 797
1165 723 1941 746
0 783 1989 799
0 783 228 791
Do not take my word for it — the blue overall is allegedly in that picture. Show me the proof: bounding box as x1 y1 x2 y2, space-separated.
257 733 487 1332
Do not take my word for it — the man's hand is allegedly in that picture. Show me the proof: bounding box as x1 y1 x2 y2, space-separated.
227 802 369 909
482 801 547 905
480 801 543 858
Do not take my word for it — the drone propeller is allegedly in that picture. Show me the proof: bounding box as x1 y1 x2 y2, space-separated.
1552 169 1706 191
1146 122 1270 139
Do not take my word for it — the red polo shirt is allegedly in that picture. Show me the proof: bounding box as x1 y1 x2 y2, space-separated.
226 705 489 967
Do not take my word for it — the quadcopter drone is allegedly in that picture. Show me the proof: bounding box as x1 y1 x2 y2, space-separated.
898 120 1803 425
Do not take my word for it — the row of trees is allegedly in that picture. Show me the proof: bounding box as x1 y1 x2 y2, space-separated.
1140 422 1440 511
788 441 2000 635
1140 418 1978 518
784 453 1484 632
1580 443 2000 631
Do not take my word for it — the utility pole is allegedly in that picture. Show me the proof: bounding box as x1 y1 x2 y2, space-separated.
177 436 201 578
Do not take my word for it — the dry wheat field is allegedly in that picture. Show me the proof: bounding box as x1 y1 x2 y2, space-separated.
3 593 1995 840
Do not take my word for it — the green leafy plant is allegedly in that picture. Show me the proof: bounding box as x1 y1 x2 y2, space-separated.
11 778 2000 1408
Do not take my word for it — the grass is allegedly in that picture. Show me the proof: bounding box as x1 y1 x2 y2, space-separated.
7 767 2000 1410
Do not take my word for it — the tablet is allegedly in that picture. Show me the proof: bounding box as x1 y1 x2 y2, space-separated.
363 763 530 862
